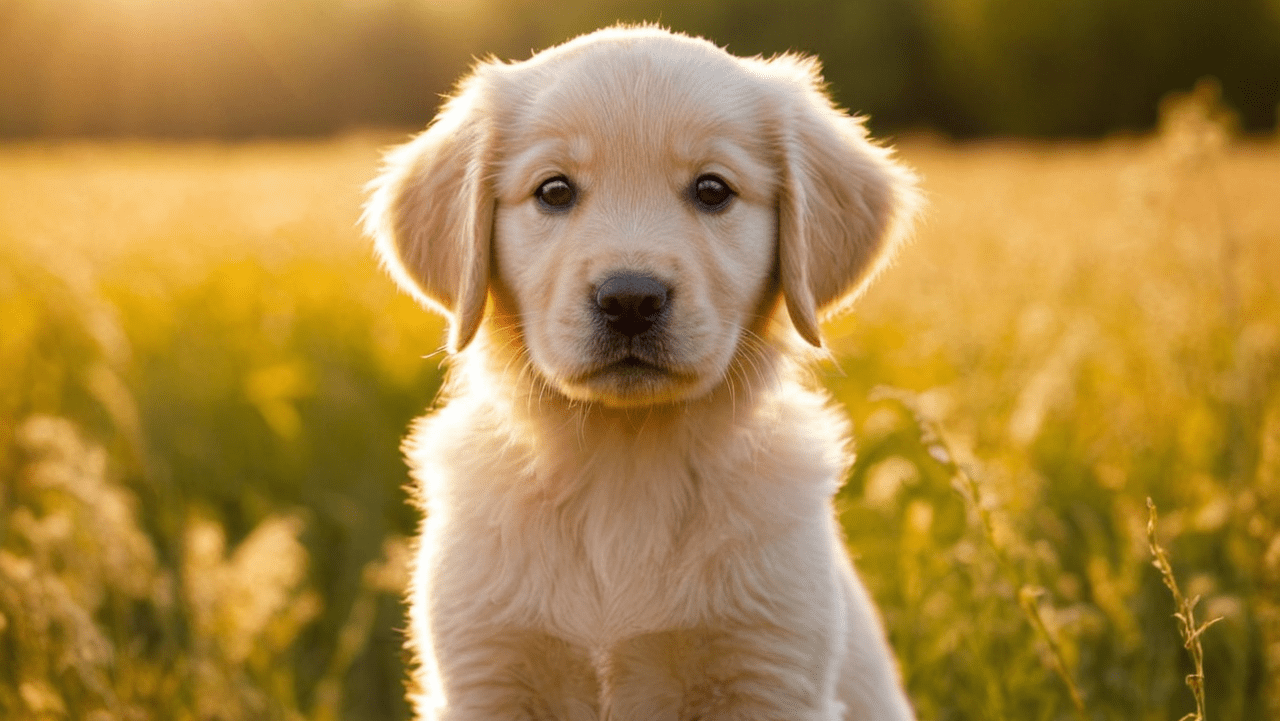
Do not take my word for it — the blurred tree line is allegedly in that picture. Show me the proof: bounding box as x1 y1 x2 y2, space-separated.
2 0 1278 137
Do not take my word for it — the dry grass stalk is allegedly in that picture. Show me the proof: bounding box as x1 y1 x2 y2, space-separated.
1146 497 1223 721
874 387 1090 721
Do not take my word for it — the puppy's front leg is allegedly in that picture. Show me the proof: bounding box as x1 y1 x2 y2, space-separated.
602 627 844 721
835 560 917 721
417 628 600 721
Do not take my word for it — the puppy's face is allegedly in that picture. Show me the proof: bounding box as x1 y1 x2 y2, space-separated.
489 46 779 407
365 28 918 409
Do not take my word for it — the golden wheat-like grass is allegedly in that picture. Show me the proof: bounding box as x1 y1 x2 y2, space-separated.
1 104 1277 718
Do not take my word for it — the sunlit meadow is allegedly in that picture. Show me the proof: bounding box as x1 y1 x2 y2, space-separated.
2 90 1277 720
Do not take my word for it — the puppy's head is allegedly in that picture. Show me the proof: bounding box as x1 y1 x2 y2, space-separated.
365 26 918 408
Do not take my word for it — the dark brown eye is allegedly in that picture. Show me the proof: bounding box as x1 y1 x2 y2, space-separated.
535 176 576 210
693 174 734 211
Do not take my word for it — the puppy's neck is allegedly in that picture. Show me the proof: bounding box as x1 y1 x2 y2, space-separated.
419 317 849 513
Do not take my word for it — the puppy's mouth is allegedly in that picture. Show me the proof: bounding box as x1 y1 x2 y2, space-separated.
578 352 678 383
599 355 664 374
559 351 702 406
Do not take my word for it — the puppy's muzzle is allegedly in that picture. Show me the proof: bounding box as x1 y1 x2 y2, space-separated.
595 273 669 338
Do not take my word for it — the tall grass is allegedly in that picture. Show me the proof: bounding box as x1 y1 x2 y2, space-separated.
828 89 1279 720
2 104 1277 718
1 137 440 720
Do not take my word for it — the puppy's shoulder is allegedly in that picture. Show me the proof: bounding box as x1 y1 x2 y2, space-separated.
752 373 855 491
403 392 522 488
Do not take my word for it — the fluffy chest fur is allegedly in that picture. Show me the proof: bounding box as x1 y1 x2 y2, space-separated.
406 364 848 649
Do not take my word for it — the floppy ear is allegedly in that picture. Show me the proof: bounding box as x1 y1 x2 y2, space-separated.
363 72 495 353
772 58 920 348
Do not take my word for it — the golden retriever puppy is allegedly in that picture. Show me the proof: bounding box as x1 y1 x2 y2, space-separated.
364 25 919 721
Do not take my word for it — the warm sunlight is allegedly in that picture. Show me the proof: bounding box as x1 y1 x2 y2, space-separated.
9 0 497 136
4 2 1278 720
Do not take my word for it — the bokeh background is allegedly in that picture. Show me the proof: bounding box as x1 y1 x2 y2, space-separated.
2 2 1279 720
3 0 1279 138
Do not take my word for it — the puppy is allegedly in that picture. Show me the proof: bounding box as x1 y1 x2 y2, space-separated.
364 25 919 721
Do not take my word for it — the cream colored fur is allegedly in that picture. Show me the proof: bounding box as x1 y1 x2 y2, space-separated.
364 26 919 721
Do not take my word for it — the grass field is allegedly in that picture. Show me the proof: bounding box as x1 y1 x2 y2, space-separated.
2 107 1277 718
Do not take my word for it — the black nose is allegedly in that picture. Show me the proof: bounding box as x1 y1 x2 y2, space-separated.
595 273 668 337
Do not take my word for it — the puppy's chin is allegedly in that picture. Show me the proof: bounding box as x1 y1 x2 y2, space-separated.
552 359 718 409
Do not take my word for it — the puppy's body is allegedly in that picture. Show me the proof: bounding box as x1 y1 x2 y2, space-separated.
366 27 918 721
